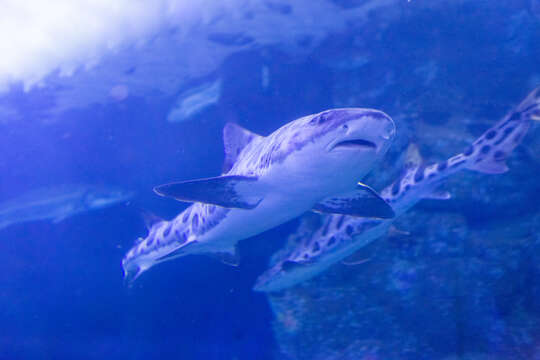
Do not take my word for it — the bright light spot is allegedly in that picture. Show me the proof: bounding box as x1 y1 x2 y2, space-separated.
0 0 199 91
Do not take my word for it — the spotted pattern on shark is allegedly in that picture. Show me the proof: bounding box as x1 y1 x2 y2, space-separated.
122 107 396 284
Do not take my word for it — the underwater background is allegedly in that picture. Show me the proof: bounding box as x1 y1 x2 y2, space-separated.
0 0 539 359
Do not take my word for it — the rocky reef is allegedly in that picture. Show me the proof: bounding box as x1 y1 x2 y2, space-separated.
266 1 540 358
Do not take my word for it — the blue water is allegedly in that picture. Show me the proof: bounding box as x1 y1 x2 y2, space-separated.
1 1 539 359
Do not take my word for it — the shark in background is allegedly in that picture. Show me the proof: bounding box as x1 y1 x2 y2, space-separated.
0 184 133 231
166 79 222 123
122 108 397 284
254 85 540 293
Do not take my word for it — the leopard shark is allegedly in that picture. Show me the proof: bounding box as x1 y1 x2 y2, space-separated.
254 86 540 293
122 108 397 284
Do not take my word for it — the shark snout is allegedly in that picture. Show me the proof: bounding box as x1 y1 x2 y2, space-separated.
381 118 396 140
352 110 395 151
329 110 395 152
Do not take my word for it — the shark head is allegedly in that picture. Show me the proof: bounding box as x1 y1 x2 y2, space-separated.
274 108 394 160
319 109 395 154
250 108 396 194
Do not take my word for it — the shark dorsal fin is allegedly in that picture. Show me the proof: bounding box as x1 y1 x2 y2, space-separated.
222 123 262 173
141 211 164 231
404 143 423 168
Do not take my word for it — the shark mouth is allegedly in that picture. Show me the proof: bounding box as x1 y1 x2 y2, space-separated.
332 139 377 150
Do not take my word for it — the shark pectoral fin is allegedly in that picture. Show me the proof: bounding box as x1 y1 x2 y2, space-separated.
312 183 395 219
154 175 262 209
206 249 240 267
466 158 509 174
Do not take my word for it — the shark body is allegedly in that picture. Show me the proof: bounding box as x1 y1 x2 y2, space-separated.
0 184 132 231
123 108 397 283
254 86 540 292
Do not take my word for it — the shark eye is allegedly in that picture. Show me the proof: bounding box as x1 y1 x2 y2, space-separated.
342 124 349 130
311 112 332 125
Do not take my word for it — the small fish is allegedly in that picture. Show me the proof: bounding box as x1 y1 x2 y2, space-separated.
122 108 397 284
167 79 222 122
254 85 540 292
0 184 132 231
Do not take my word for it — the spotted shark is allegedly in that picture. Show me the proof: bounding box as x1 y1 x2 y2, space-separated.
123 108 397 283
254 86 540 292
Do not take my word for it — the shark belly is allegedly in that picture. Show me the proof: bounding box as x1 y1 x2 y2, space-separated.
195 193 314 251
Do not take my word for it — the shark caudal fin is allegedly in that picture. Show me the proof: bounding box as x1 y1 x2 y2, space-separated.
123 265 143 288
154 123 265 208
464 86 540 174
